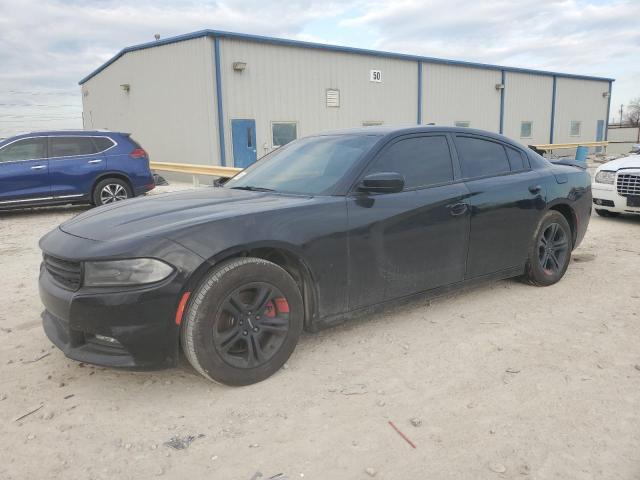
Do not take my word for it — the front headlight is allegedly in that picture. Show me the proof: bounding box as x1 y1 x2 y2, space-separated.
595 170 615 184
84 258 174 287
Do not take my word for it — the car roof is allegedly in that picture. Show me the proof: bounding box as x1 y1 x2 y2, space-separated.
3 130 127 141
313 125 528 149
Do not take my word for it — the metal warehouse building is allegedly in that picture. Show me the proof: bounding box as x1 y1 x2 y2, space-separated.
79 29 614 168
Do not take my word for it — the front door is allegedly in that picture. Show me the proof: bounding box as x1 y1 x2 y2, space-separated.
596 120 605 153
231 119 257 168
347 134 470 309
0 137 50 203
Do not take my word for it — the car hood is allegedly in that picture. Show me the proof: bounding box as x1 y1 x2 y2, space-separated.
60 188 314 242
598 154 640 171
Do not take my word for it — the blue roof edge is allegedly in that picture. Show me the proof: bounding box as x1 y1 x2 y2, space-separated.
78 29 616 85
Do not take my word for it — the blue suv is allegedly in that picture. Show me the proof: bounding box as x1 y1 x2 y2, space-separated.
0 130 155 208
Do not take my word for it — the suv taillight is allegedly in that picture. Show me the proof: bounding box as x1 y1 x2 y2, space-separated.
130 148 147 158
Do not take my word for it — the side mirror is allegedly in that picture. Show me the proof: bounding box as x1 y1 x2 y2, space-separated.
358 172 404 194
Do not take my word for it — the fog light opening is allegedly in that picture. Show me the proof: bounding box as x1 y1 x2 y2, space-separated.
88 334 123 348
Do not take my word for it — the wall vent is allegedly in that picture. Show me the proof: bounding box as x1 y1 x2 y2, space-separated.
326 89 340 108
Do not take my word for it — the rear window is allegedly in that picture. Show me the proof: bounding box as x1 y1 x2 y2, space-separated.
455 136 511 178
50 137 97 157
93 137 115 152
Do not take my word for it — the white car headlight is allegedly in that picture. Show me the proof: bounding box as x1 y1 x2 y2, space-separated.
84 258 174 286
595 170 615 184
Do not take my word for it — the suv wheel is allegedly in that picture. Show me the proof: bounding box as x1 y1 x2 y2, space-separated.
93 178 132 206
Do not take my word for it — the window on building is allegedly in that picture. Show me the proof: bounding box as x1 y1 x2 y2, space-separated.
272 122 298 147
454 121 471 128
362 121 383 127
0 138 47 162
570 121 582 137
455 136 511 178
366 135 454 189
520 121 533 139
49 137 97 157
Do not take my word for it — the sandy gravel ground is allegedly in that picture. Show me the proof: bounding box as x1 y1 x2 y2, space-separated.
1 184 639 480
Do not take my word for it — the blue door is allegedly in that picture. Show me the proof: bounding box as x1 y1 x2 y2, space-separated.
231 119 257 168
48 136 105 198
596 120 605 153
0 137 50 202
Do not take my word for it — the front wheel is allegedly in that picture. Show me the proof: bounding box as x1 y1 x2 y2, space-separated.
181 257 304 385
522 210 572 286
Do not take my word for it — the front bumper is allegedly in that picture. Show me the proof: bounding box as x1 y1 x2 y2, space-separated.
592 182 640 215
39 260 183 370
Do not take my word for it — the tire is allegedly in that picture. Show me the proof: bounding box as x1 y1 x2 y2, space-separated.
522 210 572 287
595 209 619 217
92 178 132 206
181 257 304 385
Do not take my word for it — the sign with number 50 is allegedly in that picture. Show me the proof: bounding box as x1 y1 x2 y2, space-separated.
370 70 382 82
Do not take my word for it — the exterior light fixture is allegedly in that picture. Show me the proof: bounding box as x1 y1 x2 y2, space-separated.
495 83 505 90
120 84 130 93
602 92 610 98
233 62 247 72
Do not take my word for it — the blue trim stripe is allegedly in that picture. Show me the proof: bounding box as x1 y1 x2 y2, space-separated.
550 76 557 144
499 70 505 134
417 62 423 125
605 80 612 140
214 37 226 167
78 29 616 85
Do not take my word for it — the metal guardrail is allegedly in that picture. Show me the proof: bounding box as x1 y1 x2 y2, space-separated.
149 161 242 186
531 141 608 151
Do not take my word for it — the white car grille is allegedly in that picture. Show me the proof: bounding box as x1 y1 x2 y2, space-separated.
617 173 640 197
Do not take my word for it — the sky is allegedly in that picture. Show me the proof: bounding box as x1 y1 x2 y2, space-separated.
0 0 638 138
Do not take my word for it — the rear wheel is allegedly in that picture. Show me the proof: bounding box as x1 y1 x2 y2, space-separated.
595 209 619 217
181 257 304 385
523 210 572 286
93 178 132 206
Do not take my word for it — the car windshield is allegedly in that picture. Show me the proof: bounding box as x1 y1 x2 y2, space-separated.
225 134 380 195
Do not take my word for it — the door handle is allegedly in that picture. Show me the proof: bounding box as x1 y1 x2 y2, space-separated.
448 202 468 216
528 185 542 194
88 159 103 164
30 165 46 170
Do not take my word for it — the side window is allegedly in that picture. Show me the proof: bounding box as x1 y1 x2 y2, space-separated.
92 137 115 152
455 136 511 178
49 137 97 157
506 146 528 171
367 136 454 189
0 138 47 162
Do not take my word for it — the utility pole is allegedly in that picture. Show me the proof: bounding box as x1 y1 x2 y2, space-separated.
620 104 624 126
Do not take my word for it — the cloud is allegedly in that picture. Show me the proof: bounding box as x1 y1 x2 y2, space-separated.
0 0 638 137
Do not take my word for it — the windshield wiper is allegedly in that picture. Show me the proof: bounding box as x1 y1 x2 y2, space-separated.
230 185 276 192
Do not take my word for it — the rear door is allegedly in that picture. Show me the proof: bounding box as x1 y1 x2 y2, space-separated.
0 137 50 203
347 133 470 308
48 136 105 199
453 134 545 278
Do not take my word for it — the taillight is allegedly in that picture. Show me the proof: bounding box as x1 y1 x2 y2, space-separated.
130 148 147 158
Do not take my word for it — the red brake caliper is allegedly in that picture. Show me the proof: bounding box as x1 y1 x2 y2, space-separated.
264 298 289 317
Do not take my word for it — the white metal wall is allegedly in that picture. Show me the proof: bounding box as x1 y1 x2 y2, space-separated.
503 72 553 145
553 78 609 144
422 63 501 132
218 38 418 165
81 37 219 166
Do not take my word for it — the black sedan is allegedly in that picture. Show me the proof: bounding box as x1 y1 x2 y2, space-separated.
39 126 591 385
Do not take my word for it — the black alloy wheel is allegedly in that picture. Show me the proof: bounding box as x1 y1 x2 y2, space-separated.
523 210 572 286
537 222 569 275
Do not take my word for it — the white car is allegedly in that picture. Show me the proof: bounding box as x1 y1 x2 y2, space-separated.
592 154 640 216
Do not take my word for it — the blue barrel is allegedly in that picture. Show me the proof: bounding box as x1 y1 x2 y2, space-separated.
575 146 588 164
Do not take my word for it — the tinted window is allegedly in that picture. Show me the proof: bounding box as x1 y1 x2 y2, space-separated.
367 136 453 189
50 137 96 157
456 136 510 178
506 146 527 171
93 137 114 152
225 134 379 195
0 138 47 162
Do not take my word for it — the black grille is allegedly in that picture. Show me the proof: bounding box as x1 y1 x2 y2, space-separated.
617 173 640 197
44 255 82 290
